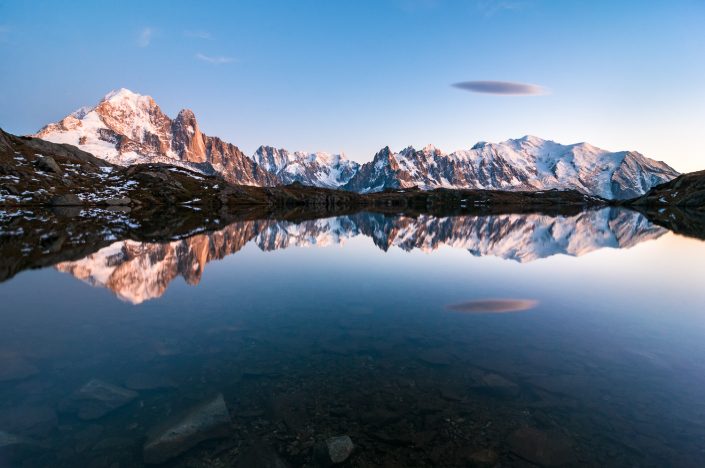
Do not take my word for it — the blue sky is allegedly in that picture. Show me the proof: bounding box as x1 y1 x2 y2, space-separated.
0 0 704 170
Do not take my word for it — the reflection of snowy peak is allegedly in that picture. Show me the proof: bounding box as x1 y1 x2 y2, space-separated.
341 209 664 262
251 146 359 189
56 221 261 304
344 136 679 199
35 89 277 186
56 209 665 303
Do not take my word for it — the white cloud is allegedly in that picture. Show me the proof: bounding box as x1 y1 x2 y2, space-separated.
195 53 234 65
137 27 153 47
185 30 213 40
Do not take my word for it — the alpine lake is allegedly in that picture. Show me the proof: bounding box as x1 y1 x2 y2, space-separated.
1 206 705 467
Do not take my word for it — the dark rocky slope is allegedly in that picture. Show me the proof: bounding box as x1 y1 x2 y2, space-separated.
627 170 705 208
624 170 705 239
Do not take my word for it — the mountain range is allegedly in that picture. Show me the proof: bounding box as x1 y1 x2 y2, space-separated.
35 88 679 199
56 209 665 304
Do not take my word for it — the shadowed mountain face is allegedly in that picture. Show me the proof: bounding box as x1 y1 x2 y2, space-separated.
53 208 665 304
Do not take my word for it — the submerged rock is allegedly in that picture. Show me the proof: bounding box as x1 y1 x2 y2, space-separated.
314 435 355 466
0 353 38 382
143 393 231 464
507 427 575 466
61 379 138 420
479 372 520 397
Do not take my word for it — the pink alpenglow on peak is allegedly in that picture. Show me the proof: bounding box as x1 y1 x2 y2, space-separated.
34 88 276 186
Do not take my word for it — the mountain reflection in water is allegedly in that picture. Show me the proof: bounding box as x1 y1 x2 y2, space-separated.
55 208 665 304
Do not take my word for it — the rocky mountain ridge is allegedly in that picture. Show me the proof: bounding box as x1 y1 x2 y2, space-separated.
343 137 679 199
35 89 276 186
33 89 679 199
251 146 359 188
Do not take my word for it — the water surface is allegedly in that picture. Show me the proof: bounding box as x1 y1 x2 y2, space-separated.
1 208 704 467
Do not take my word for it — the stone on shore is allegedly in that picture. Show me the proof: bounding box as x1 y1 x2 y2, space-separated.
35 155 62 174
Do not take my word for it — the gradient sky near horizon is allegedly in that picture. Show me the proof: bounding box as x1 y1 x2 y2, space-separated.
0 0 704 171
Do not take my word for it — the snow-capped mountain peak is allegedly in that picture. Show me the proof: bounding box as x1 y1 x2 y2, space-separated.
34 89 277 186
421 144 443 155
344 137 679 198
252 145 359 188
514 135 547 146
103 87 142 101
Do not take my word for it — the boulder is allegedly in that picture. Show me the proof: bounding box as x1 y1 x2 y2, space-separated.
479 372 520 397
35 155 62 174
143 393 231 464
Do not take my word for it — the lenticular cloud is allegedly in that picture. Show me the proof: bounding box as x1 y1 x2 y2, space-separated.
452 80 548 95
